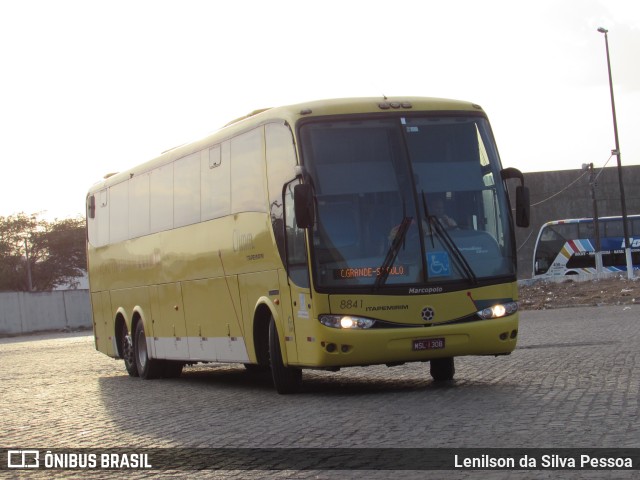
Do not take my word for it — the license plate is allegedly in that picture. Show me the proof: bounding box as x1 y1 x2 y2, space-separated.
412 337 445 351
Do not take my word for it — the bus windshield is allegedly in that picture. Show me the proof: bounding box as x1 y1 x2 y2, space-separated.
299 115 515 291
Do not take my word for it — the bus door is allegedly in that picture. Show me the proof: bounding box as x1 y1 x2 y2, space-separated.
264 122 308 363
280 180 312 363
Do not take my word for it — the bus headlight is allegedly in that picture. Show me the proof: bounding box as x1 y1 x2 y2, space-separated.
477 301 518 320
319 315 376 329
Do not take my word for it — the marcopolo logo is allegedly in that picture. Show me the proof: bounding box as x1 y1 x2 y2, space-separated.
421 306 435 322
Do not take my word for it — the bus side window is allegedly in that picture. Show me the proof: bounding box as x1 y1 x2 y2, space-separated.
284 180 310 288
266 123 298 263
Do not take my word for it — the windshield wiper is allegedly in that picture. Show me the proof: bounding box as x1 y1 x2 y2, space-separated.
421 191 477 284
374 216 413 290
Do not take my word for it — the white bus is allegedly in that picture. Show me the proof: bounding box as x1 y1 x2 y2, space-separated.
533 215 640 277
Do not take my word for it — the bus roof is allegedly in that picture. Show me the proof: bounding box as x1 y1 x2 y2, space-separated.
88 96 485 194
539 214 640 228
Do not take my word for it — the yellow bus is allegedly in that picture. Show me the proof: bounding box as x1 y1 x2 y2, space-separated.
86 97 530 393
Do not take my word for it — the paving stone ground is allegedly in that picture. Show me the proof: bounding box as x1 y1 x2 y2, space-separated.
1 305 639 479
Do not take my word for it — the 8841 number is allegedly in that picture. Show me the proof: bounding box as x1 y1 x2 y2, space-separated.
340 299 363 310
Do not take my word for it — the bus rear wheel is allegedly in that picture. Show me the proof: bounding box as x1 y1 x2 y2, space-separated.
121 322 138 377
134 321 163 380
268 318 302 394
430 357 455 382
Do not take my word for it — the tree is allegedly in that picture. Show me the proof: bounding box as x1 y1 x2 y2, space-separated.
0 213 87 291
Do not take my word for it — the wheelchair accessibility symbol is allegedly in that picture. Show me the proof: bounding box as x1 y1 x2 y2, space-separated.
427 251 450 277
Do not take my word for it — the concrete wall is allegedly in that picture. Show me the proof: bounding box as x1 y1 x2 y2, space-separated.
514 164 640 278
0 290 91 336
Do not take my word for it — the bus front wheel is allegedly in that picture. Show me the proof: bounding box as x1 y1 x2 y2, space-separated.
430 357 455 382
134 321 163 380
268 318 302 394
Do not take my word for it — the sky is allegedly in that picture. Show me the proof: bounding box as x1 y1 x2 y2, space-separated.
1 0 639 220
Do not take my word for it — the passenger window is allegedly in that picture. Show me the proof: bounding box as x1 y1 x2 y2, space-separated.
202 144 231 220
109 181 129 243
231 129 266 213
97 189 109 246
174 152 201 227
149 164 174 233
129 172 150 238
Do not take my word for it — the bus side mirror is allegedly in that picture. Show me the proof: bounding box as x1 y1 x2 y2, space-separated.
515 185 530 228
501 167 530 228
294 183 315 228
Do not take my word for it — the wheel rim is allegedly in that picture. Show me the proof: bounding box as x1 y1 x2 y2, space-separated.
123 335 134 363
136 327 147 370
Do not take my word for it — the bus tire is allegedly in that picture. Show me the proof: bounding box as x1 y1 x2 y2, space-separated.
121 322 138 377
134 321 162 380
430 357 455 382
268 317 302 394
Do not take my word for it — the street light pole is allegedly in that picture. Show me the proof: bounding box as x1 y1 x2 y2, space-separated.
597 27 634 279
583 163 603 276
